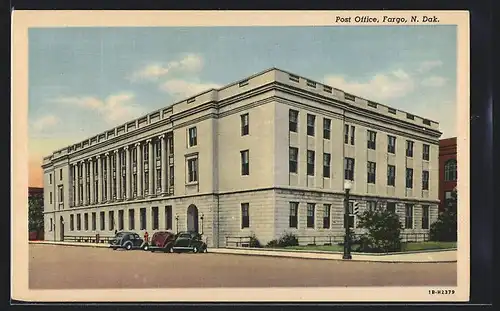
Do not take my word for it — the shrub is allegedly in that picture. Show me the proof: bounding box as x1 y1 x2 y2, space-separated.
357 207 402 253
430 208 457 242
266 239 279 248
249 233 262 248
278 232 299 247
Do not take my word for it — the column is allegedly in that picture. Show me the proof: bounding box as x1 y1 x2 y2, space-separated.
74 164 79 206
106 153 112 201
115 150 122 201
125 146 131 200
97 155 103 203
160 135 167 195
136 142 143 198
166 135 171 194
148 139 154 196
82 160 88 205
89 158 95 204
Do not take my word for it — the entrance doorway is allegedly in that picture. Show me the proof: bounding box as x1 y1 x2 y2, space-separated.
59 216 64 241
186 204 199 233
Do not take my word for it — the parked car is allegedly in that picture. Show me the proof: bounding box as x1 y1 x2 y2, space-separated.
171 231 208 253
148 231 176 253
109 231 147 250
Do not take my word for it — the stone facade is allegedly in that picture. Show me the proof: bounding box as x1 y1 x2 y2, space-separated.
42 68 441 246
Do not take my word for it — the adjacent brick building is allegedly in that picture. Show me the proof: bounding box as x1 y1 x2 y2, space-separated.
42 68 442 246
438 137 457 212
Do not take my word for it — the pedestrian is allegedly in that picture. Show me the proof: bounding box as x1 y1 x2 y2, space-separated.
141 231 150 250
114 229 118 235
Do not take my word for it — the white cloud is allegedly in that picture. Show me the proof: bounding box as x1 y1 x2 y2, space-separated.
421 76 448 87
129 53 204 82
417 60 443 73
31 114 61 131
159 79 221 99
324 69 415 101
54 92 146 125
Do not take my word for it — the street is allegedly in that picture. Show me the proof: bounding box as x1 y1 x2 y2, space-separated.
29 244 457 289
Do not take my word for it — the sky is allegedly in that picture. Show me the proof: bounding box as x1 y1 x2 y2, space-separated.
28 26 457 187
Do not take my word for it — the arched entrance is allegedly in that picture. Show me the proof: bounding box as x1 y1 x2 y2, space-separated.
59 216 65 241
186 204 199 233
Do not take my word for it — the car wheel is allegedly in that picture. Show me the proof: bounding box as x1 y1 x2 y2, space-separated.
193 246 199 253
143 244 149 251
112 247 117 251
125 243 132 250
203 247 208 253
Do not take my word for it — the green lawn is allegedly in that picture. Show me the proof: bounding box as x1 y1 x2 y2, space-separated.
279 241 456 253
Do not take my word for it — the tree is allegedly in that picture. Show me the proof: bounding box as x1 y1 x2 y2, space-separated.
28 194 44 236
430 188 457 242
357 206 402 253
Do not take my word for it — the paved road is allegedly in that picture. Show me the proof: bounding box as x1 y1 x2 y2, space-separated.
29 244 457 289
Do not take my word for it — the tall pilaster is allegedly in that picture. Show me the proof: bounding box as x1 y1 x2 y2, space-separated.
106 153 112 202
89 158 94 204
125 146 131 200
160 135 167 195
136 142 143 198
148 139 154 196
74 164 79 206
97 155 103 203
82 160 88 205
115 150 122 201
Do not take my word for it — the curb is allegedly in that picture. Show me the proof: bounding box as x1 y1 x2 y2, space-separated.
30 241 109 248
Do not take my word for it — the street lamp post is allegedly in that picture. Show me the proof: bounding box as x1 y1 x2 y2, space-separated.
343 180 353 260
200 213 204 235
175 215 179 234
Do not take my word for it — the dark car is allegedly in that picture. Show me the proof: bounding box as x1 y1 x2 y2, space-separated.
171 231 208 253
109 231 146 250
148 231 176 253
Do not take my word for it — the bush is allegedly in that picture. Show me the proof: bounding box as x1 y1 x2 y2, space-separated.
278 232 299 247
357 207 402 253
266 239 279 248
430 208 457 242
249 233 262 248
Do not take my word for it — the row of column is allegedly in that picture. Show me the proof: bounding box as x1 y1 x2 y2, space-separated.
72 134 172 207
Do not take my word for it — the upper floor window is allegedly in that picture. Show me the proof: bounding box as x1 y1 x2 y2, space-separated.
387 165 396 186
406 168 413 189
422 170 429 190
289 147 298 174
241 113 249 136
241 150 249 176
367 161 376 184
367 130 377 150
155 140 161 158
59 169 63 181
49 174 52 185
187 157 198 183
289 110 299 132
406 140 414 157
344 157 355 181
307 114 315 136
188 127 197 147
444 159 457 181
143 145 149 162
344 125 355 145
423 144 430 161
323 118 331 140
323 153 331 178
307 150 315 176
387 135 396 154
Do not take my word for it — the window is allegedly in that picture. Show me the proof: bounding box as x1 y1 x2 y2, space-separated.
143 146 149 163
109 211 114 231
155 140 161 158
323 153 331 178
387 165 396 186
139 208 146 230
241 113 249 136
289 110 299 132
345 93 355 101
289 202 298 228
367 162 376 184
169 166 174 186
368 101 378 108
421 205 430 229
422 170 429 190
306 80 316 88
168 137 174 154
128 209 135 230
307 203 315 228
188 127 197 147
344 157 355 181
289 147 298 173
387 135 396 154
49 192 52 204
59 169 63 181
58 186 64 202
406 140 414 157
367 130 377 149
241 150 249 176
241 203 250 229
388 107 397 114
92 212 96 231
187 97 196 104
323 85 332 93
323 118 331 140
100 211 105 230
144 172 149 195
406 113 415 120
76 214 81 231
307 114 315 136
118 210 124 231
405 204 414 229
423 144 430 161
70 214 74 231
165 206 172 230
49 174 52 184
289 74 300 82
350 126 355 145
323 204 331 229
187 158 198 183
49 218 53 231
345 201 355 228
344 124 349 144
444 159 457 181
239 80 249 87
307 150 315 176
152 207 159 230
406 168 413 189
386 202 396 213
84 213 88 231
366 201 377 212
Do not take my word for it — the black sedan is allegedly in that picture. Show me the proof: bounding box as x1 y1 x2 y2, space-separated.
170 231 208 253
109 231 147 250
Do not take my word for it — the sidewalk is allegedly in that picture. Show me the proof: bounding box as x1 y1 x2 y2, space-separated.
29 241 457 263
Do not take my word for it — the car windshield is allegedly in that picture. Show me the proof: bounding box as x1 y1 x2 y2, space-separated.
178 233 191 239
115 232 126 238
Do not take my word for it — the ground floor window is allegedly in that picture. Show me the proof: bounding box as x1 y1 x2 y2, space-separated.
344 201 356 228
70 214 74 231
421 205 430 229
386 202 396 214
118 210 124 230
241 203 250 229
289 202 298 228
100 211 105 231
323 204 331 229
307 203 315 228
152 207 159 230
109 211 114 231
84 213 88 231
140 208 147 230
405 204 414 229
76 214 81 231
129 209 135 230
92 213 96 231
165 206 172 230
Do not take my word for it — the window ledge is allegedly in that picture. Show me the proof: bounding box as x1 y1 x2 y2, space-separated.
185 182 199 187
